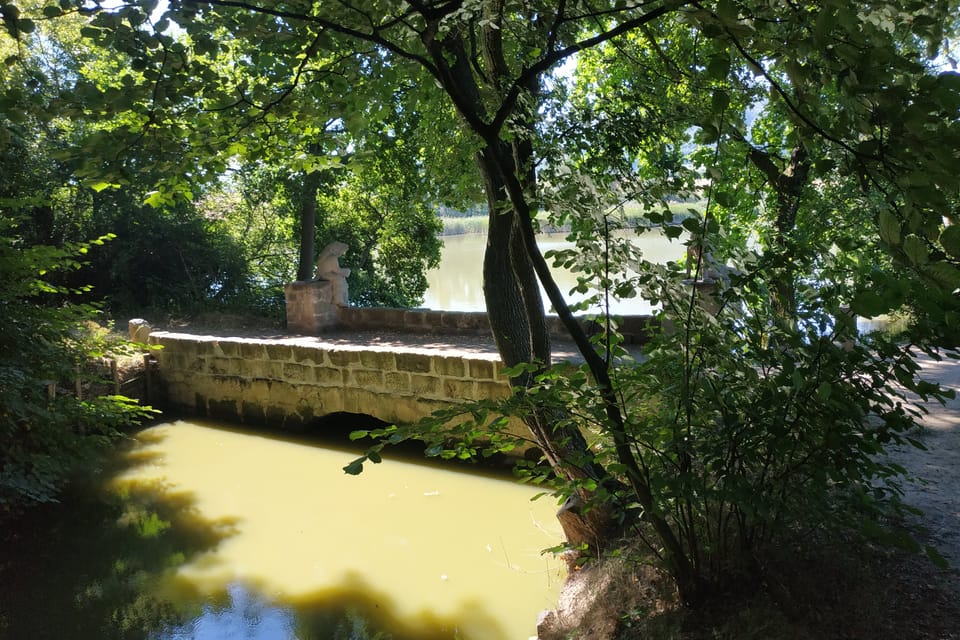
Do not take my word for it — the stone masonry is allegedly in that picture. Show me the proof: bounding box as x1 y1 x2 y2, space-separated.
147 330 514 432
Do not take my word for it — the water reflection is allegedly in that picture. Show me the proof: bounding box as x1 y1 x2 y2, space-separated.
0 421 564 640
0 448 237 639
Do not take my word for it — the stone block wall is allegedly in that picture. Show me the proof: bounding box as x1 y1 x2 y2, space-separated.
148 332 514 433
332 307 656 343
284 280 340 333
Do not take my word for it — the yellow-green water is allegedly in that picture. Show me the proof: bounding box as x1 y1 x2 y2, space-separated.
0 420 565 639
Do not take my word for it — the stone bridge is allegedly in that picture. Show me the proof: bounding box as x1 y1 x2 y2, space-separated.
137 307 653 433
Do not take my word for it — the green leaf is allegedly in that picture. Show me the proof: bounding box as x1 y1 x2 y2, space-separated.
143 191 167 208
89 181 119 193
925 545 949 569
924 262 960 290
343 458 365 475
939 225 960 259
902 234 929 265
713 190 734 208
878 210 901 246
664 225 683 240
706 55 730 81
816 382 832 401
850 291 889 318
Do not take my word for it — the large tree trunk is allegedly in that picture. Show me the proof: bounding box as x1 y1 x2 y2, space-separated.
421 10 623 553
747 144 810 322
475 142 620 551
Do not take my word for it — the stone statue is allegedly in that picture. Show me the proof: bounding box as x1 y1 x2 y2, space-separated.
315 241 351 306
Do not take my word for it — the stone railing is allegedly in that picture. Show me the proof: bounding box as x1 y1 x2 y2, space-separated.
293 303 656 344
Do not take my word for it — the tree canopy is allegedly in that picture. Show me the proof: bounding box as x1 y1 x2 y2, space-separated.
3 0 960 606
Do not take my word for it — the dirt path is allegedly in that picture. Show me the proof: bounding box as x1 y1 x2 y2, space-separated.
888 354 960 569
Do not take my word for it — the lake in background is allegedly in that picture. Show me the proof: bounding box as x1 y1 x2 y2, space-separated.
423 230 687 315
424 231 892 335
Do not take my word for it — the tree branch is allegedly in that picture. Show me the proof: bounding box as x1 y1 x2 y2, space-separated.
491 0 691 135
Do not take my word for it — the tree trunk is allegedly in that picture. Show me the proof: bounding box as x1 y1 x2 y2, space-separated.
475 143 621 551
747 144 810 322
422 13 622 552
297 144 324 281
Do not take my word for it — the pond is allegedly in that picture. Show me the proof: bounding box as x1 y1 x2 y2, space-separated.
425 231 896 335
0 420 565 639
423 230 686 315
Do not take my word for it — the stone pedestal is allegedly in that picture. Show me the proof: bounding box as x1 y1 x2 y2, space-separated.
691 278 720 315
284 280 340 334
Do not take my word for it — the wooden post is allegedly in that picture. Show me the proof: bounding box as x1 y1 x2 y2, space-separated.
143 354 156 404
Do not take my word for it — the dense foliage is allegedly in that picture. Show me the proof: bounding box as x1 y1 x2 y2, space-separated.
2 0 959 609
0 215 155 518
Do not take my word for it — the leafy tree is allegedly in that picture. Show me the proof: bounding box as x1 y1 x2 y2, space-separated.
0 214 155 519
5 0 960 605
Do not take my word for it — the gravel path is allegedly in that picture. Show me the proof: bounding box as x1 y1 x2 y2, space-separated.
887 354 960 570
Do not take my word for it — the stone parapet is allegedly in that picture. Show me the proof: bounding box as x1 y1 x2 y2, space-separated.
336 307 492 335
328 307 656 344
148 331 515 435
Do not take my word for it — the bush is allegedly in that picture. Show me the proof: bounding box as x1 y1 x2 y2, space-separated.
0 214 155 520
345 218 954 604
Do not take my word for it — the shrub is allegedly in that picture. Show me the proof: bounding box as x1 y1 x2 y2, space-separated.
0 214 155 519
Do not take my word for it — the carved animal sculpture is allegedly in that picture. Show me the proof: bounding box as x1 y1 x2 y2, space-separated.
315 241 351 306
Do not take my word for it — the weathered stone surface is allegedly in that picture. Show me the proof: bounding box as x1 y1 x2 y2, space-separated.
265 344 294 362
477 380 511 401
410 374 441 397
208 398 240 422
384 371 410 394
468 360 496 380
240 401 266 425
213 340 241 357
129 318 152 343
282 362 312 384
327 349 361 367
435 356 466 378
443 378 477 401
291 347 320 366
314 367 344 386
403 310 431 329
395 353 432 373
359 350 396 371
208 357 235 376
149 333 528 451
284 280 340 334
350 369 384 388
239 341 268 359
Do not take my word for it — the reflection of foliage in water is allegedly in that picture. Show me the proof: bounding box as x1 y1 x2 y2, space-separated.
0 442 237 639
333 609 393 640
1 426 514 640
155 585 395 640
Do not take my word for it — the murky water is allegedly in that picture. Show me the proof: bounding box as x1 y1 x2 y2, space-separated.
0 421 565 639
